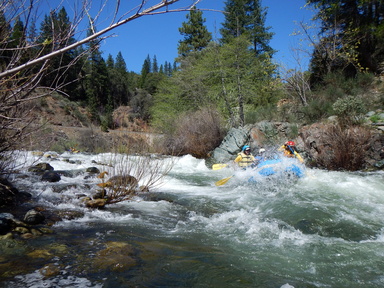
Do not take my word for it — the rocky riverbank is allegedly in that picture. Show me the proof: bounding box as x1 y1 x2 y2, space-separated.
208 116 384 171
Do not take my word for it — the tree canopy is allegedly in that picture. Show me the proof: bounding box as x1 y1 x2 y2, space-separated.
308 0 384 80
178 7 212 57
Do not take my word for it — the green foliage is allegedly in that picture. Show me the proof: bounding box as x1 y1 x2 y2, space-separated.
369 114 381 123
130 88 154 121
300 98 333 124
150 76 191 133
320 72 374 97
244 104 277 124
178 7 212 57
37 7 79 90
287 124 299 140
306 71 376 124
153 36 277 129
220 0 274 55
332 95 365 126
307 0 384 82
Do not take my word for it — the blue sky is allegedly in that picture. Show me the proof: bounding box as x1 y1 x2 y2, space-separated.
98 0 317 73
38 0 316 73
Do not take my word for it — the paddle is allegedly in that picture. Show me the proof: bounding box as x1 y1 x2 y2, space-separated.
212 163 228 170
215 163 267 186
287 145 304 163
215 175 234 186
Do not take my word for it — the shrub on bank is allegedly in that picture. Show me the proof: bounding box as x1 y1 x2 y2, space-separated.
163 107 225 158
314 124 371 171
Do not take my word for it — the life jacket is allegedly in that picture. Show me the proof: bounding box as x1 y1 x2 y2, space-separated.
283 149 295 157
236 152 255 167
280 145 304 163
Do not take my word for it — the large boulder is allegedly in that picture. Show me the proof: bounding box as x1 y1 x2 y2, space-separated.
23 209 45 225
0 177 31 207
41 171 61 182
207 121 300 166
210 125 252 164
299 122 384 170
207 119 384 170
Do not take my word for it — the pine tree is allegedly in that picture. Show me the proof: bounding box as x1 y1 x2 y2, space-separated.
152 55 159 73
173 61 178 72
139 55 151 88
178 7 212 57
0 11 11 68
83 22 110 122
220 0 274 55
164 61 169 76
37 7 79 89
106 54 114 69
115 51 127 72
152 35 277 129
10 17 24 48
108 51 130 106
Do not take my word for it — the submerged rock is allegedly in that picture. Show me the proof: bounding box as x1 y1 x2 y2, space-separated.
41 171 61 182
85 199 106 209
28 162 54 173
0 178 29 207
23 209 45 225
93 241 137 272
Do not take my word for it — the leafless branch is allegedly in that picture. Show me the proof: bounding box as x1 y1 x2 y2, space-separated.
0 0 201 174
0 0 202 78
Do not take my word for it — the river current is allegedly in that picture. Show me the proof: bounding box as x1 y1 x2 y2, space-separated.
2 151 384 287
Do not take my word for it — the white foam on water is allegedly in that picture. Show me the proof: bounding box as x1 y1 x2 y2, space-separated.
10 269 102 288
5 151 384 287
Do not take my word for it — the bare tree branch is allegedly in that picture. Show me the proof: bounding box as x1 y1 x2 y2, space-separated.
0 0 201 78
0 0 203 174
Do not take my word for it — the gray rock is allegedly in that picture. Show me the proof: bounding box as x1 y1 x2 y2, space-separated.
41 171 61 182
23 209 45 225
28 163 54 173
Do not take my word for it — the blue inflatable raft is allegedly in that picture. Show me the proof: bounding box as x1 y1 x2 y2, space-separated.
248 158 305 182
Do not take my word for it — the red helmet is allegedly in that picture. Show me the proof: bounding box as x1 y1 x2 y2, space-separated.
286 141 295 146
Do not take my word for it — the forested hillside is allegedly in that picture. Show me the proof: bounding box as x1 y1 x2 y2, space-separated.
1 0 383 168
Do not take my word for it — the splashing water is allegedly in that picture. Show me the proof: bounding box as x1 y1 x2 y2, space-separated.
2 152 384 287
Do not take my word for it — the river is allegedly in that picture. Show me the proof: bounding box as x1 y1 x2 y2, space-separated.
1 151 384 287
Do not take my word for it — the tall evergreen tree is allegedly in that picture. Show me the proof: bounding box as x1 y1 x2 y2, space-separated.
164 61 169 76
115 51 127 72
0 11 11 68
106 54 115 69
10 17 25 48
82 22 110 122
220 0 274 55
178 7 212 57
139 55 151 88
152 35 277 129
107 52 130 106
152 55 159 73
37 7 79 90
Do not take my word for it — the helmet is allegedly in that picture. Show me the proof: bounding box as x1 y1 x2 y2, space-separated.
242 145 250 152
259 148 265 153
286 141 295 146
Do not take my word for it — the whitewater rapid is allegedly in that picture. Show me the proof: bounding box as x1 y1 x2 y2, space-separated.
2 151 384 287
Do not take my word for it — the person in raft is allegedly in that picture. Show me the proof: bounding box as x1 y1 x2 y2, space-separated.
254 148 266 165
279 141 304 163
234 145 255 168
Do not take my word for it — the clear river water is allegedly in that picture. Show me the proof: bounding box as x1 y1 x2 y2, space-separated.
1 151 384 288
